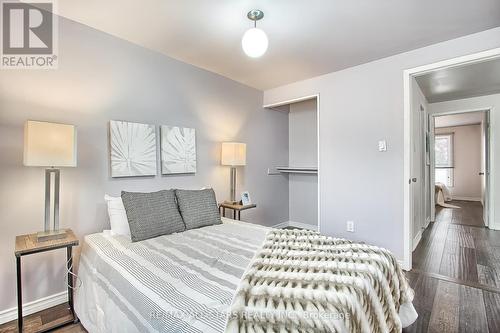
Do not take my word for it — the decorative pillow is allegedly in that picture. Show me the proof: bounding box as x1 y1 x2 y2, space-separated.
175 188 222 230
104 194 131 238
121 190 185 242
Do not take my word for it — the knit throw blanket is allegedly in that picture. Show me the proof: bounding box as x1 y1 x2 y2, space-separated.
225 229 414 333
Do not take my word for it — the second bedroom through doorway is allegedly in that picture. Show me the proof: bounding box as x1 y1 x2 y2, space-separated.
433 111 487 227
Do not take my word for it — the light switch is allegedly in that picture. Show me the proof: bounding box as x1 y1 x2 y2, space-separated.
378 140 387 152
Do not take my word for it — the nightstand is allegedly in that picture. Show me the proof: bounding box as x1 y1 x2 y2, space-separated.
15 229 79 333
219 202 257 220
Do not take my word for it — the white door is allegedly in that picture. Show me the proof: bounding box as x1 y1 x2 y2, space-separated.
411 104 424 244
421 109 427 227
484 112 490 227
430 116 436 221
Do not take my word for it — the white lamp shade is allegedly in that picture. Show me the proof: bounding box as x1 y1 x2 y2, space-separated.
24 120 77 167
242 28 268 58
221 142 246 166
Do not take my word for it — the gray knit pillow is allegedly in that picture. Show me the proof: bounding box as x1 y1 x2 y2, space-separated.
121 190 185 242
175 189 222 230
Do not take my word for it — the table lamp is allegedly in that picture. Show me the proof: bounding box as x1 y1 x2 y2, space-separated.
24 120 77 242
221 142 246 204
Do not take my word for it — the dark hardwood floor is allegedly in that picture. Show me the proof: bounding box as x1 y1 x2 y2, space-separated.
0 303 85 333
447 200 485 227
404 200 500 333
2 201 499 333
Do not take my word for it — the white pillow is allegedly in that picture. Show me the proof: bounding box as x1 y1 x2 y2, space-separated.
104 194 131 238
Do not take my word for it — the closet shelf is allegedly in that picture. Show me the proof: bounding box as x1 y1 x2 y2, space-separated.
275 166 318 174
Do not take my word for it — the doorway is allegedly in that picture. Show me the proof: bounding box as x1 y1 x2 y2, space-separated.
430 110 490 228
403 48 500 270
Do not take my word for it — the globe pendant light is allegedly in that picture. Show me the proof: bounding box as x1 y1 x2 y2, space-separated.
242 10 268 58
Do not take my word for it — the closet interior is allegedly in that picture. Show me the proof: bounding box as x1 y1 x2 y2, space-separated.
266 97 319 230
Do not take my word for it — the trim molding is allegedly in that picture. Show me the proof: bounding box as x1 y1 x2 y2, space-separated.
424 217 431 229
289 221 319 231
272 221 319 231
412 230 422 251
263 94 319 108
398 259 410 271
489 222 500 231
0 291 67 324
272 221 290 229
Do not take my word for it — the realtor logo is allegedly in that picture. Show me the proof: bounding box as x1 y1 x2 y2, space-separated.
1 0 58 68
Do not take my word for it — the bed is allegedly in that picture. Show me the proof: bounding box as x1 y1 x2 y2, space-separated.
435 182 460 208
75 218 417 332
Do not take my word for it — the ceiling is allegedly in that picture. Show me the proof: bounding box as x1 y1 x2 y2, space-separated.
435 112 485 128
416 57 500 103
51 0 500 90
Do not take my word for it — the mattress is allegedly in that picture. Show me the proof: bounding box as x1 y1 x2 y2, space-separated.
75 218 270 333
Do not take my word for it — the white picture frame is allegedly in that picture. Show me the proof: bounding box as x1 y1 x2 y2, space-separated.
160 125 197 174
109 120 157 177
241 191 252 205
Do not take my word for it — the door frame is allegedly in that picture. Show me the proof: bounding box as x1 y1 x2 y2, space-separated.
429 109 491 226
403 47 500 271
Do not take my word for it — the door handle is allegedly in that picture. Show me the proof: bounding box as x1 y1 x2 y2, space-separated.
479 172 485 176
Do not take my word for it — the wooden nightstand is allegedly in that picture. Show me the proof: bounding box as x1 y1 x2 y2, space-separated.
219 202 257 220
15 229 79 333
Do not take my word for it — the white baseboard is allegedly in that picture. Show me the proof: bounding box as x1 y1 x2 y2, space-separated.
398 259 411 271
424 217 431 229
452 196 482 202
489 222 500 231
272 221 290 229
289 221 319 231
0 291 67 325
272 221 318 231
412 230 422 251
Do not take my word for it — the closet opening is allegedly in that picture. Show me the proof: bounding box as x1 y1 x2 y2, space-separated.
264 95 320 231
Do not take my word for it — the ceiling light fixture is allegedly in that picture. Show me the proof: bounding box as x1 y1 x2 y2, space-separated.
242 10 268 58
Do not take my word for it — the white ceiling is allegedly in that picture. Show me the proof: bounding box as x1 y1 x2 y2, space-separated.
435 112 485 128
416 57 500 103
52 0 500 90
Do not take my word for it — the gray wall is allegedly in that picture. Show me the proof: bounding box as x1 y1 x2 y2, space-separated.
289 99 318 167
289 99 318 226
0 17 289 313
263 27 500 260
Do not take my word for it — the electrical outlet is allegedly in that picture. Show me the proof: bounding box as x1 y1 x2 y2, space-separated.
346 221 355 232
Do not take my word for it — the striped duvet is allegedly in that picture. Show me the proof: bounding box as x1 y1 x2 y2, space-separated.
75 219 417 333
75 218 270 333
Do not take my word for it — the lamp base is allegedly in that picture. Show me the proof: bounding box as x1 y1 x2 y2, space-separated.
224 200 240 205
37 229 67 242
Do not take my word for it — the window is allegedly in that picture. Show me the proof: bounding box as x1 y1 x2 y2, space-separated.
435 134 454 187
435 168 454 187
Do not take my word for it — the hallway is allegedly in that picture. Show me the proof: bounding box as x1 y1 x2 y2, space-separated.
404 200 500 332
